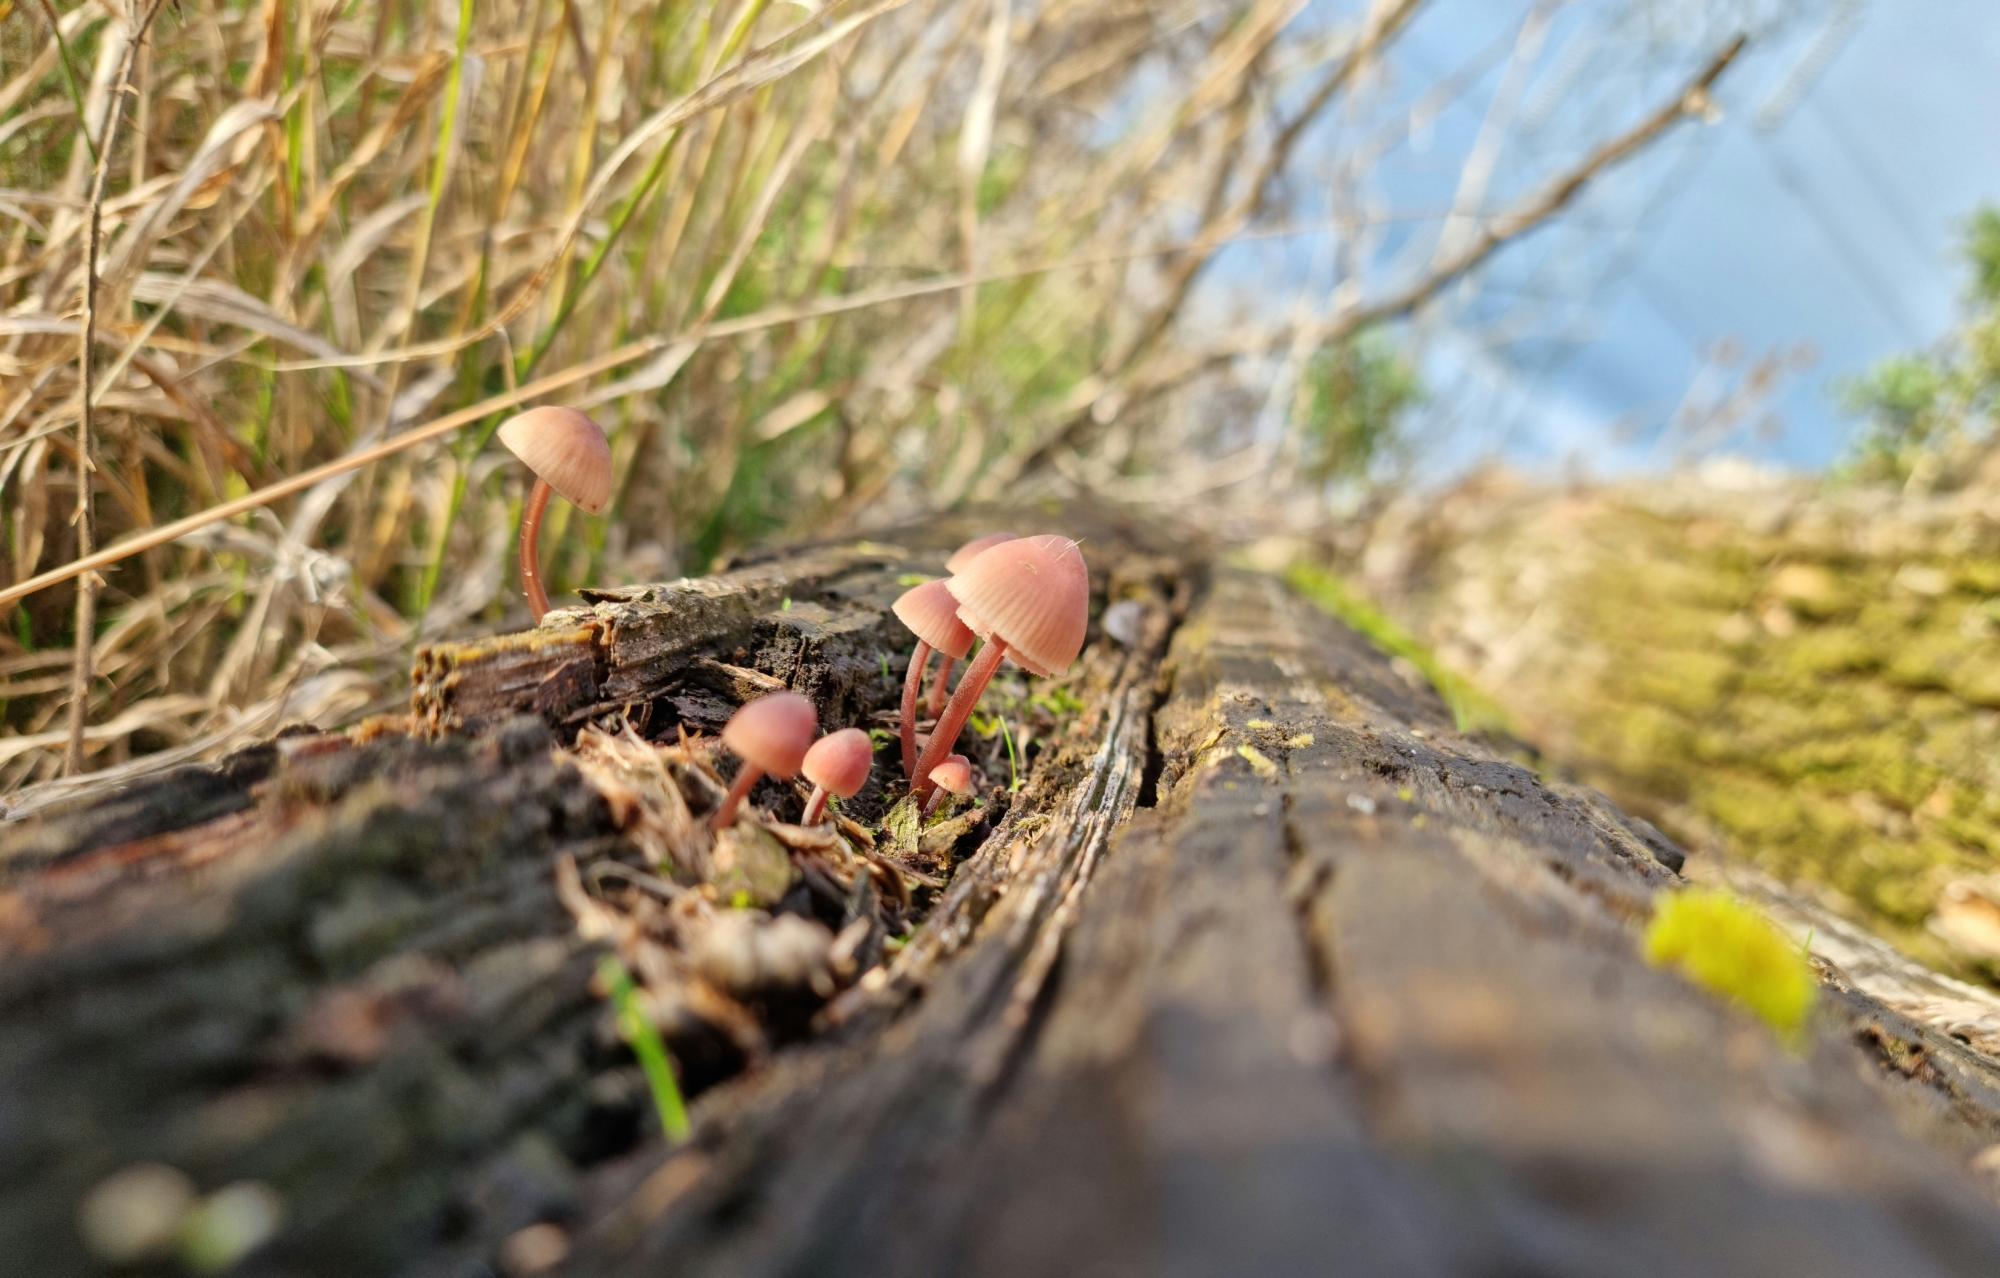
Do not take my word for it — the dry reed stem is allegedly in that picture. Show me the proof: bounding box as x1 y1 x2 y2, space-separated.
65 1 165 775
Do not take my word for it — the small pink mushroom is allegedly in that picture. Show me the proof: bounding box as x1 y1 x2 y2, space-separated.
497 407 613 622
912 535 1089 799
929 533 1017 714
922 754 974 819
800 728 874 825
891 579 974 780
712 692 817 831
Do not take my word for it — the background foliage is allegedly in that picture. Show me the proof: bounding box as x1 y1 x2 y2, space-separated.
1843 207 2000 486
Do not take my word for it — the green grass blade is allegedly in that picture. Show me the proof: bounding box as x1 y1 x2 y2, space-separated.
598 957 692 1143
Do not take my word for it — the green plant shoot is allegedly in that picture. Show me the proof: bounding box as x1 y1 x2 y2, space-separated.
598 957 691 1143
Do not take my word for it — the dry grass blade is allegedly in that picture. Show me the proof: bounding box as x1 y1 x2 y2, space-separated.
64 1 166 774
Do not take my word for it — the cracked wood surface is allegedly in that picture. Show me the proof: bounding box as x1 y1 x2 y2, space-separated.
7 530 2000 1276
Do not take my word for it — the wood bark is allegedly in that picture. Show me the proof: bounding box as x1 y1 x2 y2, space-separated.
4 518 2000 1276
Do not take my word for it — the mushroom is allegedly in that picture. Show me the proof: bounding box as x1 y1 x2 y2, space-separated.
800 728 874 825
912 535 1089 799
891 579 974 780
922 754 974 819
497 407 613 622
929 533 1016 714
712 691 817 831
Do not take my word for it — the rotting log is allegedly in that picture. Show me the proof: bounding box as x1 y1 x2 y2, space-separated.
5 522 2000 1276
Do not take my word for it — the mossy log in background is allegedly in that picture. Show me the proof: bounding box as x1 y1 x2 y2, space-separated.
1334 469 2000 972
6 513 2000 1275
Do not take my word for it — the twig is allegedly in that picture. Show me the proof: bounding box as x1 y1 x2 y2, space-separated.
1338 34 1748 333
65 0 164 777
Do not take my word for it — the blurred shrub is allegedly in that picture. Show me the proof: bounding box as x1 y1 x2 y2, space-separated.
1843 206 2000 484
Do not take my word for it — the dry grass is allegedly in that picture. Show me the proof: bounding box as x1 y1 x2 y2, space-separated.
0 0 1745 794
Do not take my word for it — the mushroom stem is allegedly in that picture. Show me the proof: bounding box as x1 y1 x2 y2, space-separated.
803 785 832 826
921 788 947 820
899 640 932 778
518 478 554 622
712 764 763 831
912 639 1007 801
926 653 956 717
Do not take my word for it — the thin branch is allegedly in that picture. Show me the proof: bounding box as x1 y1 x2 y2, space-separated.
1339 35 1746 334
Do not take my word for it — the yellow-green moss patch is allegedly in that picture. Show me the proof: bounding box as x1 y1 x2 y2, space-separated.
1643 889 1816 1040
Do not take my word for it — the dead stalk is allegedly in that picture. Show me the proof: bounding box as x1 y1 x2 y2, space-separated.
65 0 164 776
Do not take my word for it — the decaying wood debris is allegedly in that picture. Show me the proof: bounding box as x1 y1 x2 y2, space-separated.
6 517 2000 1276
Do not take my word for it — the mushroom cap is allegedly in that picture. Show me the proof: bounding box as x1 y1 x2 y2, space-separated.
892 579 975 660
497 406 613 514
721 691 817 778
947 534 1090 677
929 754 975 796
802 728 874 799
946 532 1017 574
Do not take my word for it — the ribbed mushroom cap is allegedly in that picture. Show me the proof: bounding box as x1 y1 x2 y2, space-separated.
946 532 1016 574
946 534 1089 677
892 579 975 660
802 728 874 799
498 407 613 514
721 692 817 778
929 754 975 797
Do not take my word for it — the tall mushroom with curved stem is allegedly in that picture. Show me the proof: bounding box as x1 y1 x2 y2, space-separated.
497 407 613 622
929 533 1016 714
912 535 1089 801
800 728 873 825
712 692 817 831
891 579 973 780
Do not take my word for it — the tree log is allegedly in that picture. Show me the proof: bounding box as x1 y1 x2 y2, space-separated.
5 521 2000 1276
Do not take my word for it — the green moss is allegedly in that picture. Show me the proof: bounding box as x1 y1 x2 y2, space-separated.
1481 503 2000 962
1643 889 1815 1040
1782 628 1881 676
1952 560 2000 593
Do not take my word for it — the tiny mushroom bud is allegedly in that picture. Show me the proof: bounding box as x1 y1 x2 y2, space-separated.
913 535 1089 799
713 691 817 831
497 407 613 622
800 728 874 825
891 579 974 780
922 753 974 818
930 533 1016 715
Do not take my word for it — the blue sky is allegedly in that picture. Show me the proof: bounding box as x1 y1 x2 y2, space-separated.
1513 0 2000 471
1221 1 2000 475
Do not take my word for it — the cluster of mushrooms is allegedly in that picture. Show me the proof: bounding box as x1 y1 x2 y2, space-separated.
497 405 1091 832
